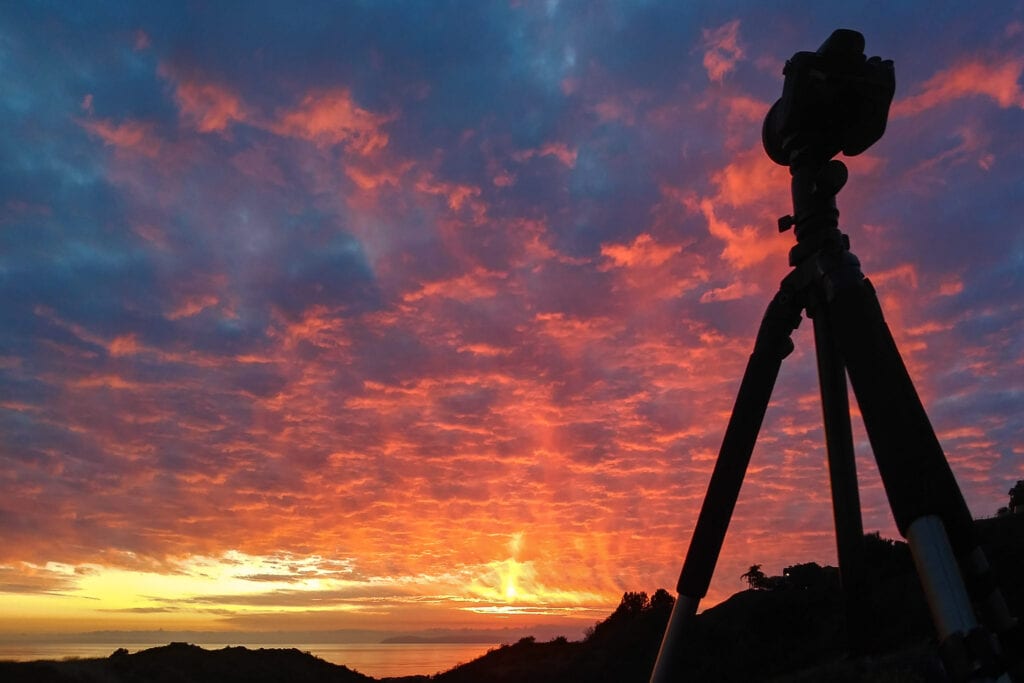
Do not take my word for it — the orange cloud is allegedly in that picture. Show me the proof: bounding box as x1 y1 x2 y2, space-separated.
402 268 505 303
725 94 767 122
160 67 247 133
710 144 788 207
904 123 993 183
600 233 682 268
699 280 760 302
592 97 636 125
892 55 1024 117
938 278 964 296
414 173 485 215
107 335 142 357
167 294 220 320
513 142 578 168
271 305 351 351
870 263 919 290
271 89 393 154
695 197 780 270
345 158 414 191
81 118 162 158
701 19 744 82
70 374 144 390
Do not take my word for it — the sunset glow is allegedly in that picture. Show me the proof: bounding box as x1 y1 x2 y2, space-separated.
1 2 1022 641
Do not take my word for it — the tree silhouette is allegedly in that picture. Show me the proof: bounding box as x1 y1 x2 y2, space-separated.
741 564 768 589
618 591 650 615
1009 480 1024 511
782 562 825 590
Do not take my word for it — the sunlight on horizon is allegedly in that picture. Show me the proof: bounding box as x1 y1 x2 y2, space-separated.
0 544 618 633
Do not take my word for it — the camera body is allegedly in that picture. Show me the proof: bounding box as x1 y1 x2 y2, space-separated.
762 29 895 167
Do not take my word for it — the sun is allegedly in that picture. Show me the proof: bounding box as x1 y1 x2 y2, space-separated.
502 562 520 601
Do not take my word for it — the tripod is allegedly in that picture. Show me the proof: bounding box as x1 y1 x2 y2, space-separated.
649 153 1022 682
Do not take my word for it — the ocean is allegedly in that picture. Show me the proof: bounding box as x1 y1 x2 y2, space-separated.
0 641 503 679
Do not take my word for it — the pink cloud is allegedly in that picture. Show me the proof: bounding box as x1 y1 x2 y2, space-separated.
694 197 786 270
492 169 516 187
130 222 171 249
600 233 682 268
903 123 994 185
710 143 788 207
159 66 247 133
271 89 393 154
939 278 964 296
892 55 1024 117
167 294 220 320
402 268 505 303
701 19 744 83
720 93 768 125
592 97 636 125
80 118 162 158
699 280 760 302
230 146 288 187
270 305 352 351
512 142 578 168
134 29 151 51
414 172 485 217
344 158 414 192
107 335 142 357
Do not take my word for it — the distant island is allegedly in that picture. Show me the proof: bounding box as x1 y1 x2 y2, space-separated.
2 514 1020 682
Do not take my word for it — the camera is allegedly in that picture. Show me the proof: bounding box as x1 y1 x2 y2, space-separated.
762 29 895 167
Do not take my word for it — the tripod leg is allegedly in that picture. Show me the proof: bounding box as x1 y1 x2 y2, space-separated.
824 266 1021 681
810 305 869 654
651 287 802 682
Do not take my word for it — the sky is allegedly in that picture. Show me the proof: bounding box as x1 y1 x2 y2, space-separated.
1 1 1022 639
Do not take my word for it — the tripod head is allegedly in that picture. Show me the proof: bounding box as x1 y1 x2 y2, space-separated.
763 30 895 264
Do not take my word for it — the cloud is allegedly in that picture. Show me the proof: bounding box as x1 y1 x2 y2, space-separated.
691 197 783 271
80 119 162 158
600 233 682 269
513 142 579 168
699 280 759 302
270 89 394 154
152 62 251 135
709 143 788 208
892 55 1024 117
0 562 81 594
172 78 247 133
701 20 744 82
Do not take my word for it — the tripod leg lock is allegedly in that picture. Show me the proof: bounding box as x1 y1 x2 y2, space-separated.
753 289 803 360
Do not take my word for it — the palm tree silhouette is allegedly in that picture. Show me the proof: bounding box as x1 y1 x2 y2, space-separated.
740 564 767 589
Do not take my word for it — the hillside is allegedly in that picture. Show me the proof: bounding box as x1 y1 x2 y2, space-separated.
0 642 374 683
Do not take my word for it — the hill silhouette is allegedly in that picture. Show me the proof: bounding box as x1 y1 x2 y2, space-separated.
2 514 1020 682
0 642 375 683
